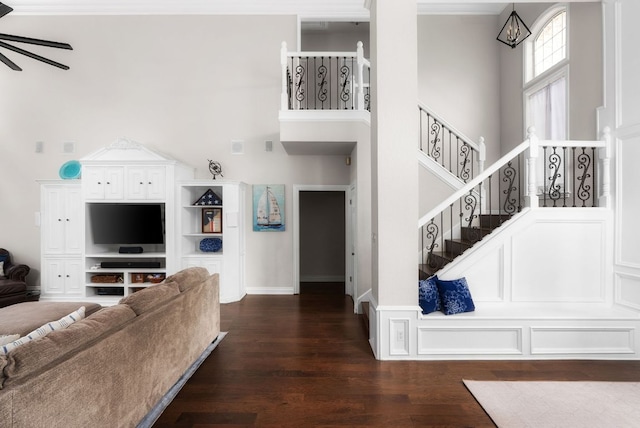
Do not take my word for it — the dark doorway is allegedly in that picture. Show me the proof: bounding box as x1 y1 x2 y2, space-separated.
299 191 346 295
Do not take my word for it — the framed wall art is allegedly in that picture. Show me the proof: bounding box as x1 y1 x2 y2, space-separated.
202 208 222 233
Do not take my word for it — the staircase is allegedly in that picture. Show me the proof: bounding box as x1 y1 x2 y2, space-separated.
419 213 511 279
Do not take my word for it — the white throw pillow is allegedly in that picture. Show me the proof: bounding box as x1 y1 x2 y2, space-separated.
0 261 4 278
0 334 19 346
0 306 85 355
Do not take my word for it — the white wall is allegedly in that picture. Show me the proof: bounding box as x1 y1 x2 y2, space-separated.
0 14 351 293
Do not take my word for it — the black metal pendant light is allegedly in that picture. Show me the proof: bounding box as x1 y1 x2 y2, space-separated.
0 2 72 71
496 3 531 49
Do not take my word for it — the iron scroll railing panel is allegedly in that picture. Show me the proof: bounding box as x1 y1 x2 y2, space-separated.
288 56 368 111
539 145 598 208
418 105 482 184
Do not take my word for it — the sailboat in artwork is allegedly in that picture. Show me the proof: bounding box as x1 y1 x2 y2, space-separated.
256 186 282 228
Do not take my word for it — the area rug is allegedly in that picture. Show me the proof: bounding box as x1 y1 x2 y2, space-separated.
137 332 227 428
463 380 640 428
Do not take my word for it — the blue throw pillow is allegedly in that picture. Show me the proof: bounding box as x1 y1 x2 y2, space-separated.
436 277 475 315
418 276 441 314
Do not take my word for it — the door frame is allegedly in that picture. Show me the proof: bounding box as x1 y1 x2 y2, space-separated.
293 184 352 297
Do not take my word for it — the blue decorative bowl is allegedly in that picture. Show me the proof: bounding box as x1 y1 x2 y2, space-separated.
59 160 81 179
199 238 222 253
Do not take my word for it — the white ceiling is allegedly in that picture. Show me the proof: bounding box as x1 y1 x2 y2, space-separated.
6 1 511 18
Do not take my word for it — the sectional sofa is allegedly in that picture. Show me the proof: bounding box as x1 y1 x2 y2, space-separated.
0 267 220 428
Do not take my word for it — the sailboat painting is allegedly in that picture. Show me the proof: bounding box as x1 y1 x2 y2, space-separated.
253 184 285 232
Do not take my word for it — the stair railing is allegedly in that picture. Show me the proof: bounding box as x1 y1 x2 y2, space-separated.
419 103 486 184
418 126 612 272
281 41 370 112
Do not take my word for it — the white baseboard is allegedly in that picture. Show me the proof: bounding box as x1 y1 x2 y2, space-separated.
245 286 294 295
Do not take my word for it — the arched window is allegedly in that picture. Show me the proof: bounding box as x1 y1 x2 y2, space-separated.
531 10 567 80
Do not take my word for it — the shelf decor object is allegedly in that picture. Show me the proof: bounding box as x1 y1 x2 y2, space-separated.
0 2 73 71
208 159 223 180
59 160 81 179
202 208 223 233
199 237 222 253
193 188 222 206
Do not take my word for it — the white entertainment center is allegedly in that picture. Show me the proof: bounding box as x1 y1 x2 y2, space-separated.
39 140 246 305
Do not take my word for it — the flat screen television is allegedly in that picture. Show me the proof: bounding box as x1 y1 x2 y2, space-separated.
89 203 165 247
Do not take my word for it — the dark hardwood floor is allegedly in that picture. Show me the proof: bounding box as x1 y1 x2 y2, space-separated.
153 283 640 427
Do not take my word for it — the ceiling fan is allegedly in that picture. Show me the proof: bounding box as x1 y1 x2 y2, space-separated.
0 2 72 71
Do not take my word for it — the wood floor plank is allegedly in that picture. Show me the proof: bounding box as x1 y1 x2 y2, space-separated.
154 286 640 427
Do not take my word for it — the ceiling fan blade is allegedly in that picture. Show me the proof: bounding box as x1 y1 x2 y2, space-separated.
0 50 21 70
0 33 72 50
0 3 13 19
0 41 69 70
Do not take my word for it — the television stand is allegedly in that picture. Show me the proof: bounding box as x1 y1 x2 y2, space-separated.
119 246 144 254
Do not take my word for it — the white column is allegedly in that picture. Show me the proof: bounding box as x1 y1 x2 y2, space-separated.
599 126 611 208
370 0 419 307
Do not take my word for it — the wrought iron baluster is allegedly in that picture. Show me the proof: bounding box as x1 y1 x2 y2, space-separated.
317 57 328 109
576 146 593 207
429 117 442 163
459 141 471 183
340 56 351 109
547 146 562 207
295 58 306 109
502 160 517 215
464 190 478 228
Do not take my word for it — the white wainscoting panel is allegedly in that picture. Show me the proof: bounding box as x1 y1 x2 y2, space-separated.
511 220 605 302
530 326 636 355
417 326 522 356
616 272 640 310
617 135 640 268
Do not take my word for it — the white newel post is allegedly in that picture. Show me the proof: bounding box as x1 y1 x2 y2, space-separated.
477 136 486 175
280 41 289 111
599 126 612 208
356 41 365 111
526 126 539 208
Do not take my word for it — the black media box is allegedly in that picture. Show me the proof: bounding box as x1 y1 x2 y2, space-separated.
100 261 162 268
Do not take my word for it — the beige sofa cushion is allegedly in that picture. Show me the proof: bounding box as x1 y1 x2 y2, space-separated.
119 281 180 315
1 304 136 388
165 266 210 292
0 302 102 337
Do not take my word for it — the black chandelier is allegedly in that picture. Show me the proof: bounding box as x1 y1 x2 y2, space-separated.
0 2 72 71
496 3 531 49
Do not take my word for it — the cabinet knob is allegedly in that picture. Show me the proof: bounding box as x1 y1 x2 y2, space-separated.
97 181 102 184
140 181 144 184
66 274 70 278
58 274 62 277
58 218 62 221
66 218 70 222
106 181 111 185
148 182 152 184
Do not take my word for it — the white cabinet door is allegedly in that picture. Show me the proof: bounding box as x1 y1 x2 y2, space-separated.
42 184 82 255
126 166 166 200
83 167 124 200
63 187 83 254
182 257 222 275
43 258 83 297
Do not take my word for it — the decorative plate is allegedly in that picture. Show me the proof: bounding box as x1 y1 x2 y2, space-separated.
59 160 81 179
199 237 222 253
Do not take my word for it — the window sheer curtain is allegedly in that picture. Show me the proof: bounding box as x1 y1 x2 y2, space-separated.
528 77 566 194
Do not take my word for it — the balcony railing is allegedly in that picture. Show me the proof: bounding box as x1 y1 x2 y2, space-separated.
280 41 370 112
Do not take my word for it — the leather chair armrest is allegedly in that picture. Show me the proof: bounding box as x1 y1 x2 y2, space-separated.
6 263 30 282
